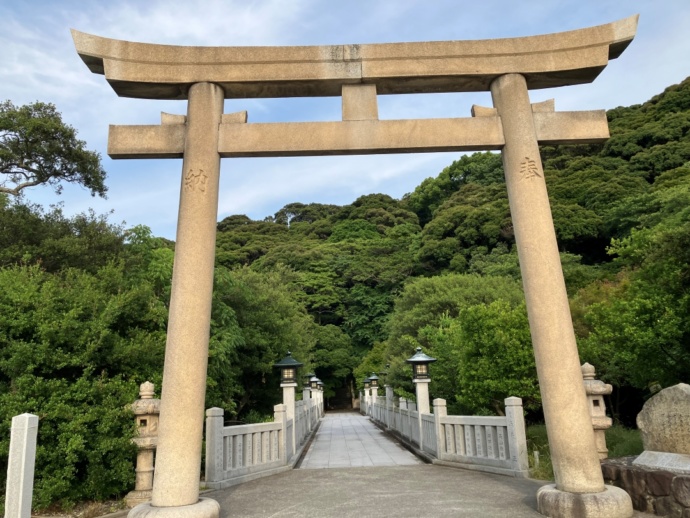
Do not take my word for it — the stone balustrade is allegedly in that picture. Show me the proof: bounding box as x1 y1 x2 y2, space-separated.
365 394 529 478
205 394 321 489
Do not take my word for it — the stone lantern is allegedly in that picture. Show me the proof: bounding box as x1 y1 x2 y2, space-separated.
273 351 303 385
303 373 315 401
125 381 161 507
582 363 613 459
407 348 436 413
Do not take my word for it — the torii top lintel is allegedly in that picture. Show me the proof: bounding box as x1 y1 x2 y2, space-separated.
71 16 637 100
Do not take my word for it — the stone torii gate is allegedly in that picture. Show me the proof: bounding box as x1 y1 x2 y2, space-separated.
73 16 638 518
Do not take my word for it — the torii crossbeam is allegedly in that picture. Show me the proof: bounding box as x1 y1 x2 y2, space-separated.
74 16 638 518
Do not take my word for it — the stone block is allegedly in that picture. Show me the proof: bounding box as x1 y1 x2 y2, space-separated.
672 475 690 507
602 462 621 482
656 495 684 518
683 508 690 518
637 384 690 455
640 494 656 514
634 451 690 474
619 466 646 497
647 470 676 496
537 484 633 518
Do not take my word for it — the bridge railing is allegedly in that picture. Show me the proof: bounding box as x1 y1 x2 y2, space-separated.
206 395 321 489
367 395 529 478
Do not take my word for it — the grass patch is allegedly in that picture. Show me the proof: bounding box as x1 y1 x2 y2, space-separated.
525 424 642 481
526 424 554 481
606 425 643 458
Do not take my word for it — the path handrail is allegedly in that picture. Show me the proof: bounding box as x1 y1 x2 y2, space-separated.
367 395 529 478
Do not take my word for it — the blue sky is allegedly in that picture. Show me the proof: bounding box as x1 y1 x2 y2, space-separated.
2 0 689 239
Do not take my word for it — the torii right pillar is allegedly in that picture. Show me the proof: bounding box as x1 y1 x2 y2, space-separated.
492 74 633 517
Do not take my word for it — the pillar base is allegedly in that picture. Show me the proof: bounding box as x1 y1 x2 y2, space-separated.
537 484 632 518
125 489 152 508
129 498 220 518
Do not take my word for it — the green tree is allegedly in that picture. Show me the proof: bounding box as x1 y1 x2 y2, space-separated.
0 101 106 197
0 263 168 509
209 266 316 417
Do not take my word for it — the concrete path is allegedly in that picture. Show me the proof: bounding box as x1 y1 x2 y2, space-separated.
299 412 421 469
207 464 546 517
205 412 546 516
202 413 652 517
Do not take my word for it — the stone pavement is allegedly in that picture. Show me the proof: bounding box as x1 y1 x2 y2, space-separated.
207 464 546 517
205 412 547 517
299 412 421 469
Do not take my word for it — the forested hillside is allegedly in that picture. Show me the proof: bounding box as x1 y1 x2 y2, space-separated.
216 77 690 418
1 77 689 509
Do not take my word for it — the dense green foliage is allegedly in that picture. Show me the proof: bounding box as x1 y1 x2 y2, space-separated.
0 209 318 509
1 77 689 509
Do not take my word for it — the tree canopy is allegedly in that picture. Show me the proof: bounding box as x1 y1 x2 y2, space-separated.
0 101 107 197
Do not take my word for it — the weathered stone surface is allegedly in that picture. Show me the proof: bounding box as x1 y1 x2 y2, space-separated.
537 484 633 518
656 495 684 518
647 470 676 496
672 476 690 507
129 498 220 518
683 508 690 518
637 383 690 455
493 72 607 496
618 467 647 509
634 451 690 474
602 462 621 482
72 17 638 100
150 82 224 509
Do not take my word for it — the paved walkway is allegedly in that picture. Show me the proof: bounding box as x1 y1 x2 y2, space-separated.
203 413 651 517
207 464 546 517
299 412 421 469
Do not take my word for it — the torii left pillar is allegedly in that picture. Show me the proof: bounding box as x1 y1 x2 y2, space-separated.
130 82 223 518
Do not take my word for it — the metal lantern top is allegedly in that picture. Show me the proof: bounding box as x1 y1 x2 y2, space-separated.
309 376 320 390
273 351 303 384
368 373 380 388
363 376 371 390
406 347 437 380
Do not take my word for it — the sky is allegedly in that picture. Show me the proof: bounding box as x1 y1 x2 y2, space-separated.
1 0 689 239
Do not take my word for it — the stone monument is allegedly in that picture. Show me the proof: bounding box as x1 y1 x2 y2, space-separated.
72 15 639 518
634 383 690 473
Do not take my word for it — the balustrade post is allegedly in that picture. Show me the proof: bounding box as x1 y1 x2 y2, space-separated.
433 399 447 458
204 408 224 485
281 382 297 457
386 388 390 428
504 397 529 474
274 404 287 463
414 379 430 450
302 388 312 432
